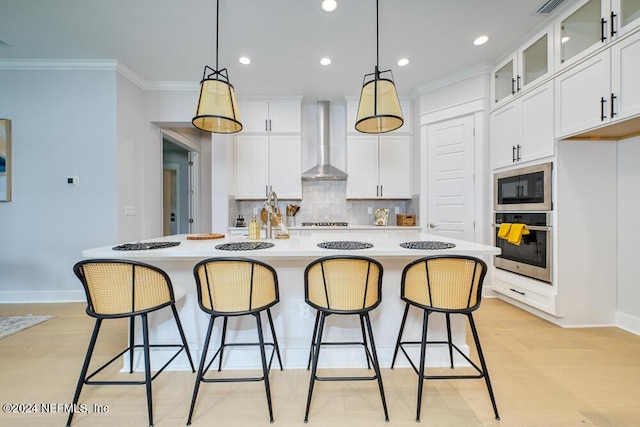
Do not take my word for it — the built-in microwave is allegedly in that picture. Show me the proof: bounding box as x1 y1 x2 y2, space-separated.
494 162 552 211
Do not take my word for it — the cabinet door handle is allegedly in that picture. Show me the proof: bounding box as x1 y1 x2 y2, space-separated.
510 288 526 296
512 145 517 163
601 17 607 42
376 185 379 197
265 119 268 132
600 97 607 121
516 75 521 93
610 93 617 118
269 119 272 132
379 185 383 197
610 11 617 38
516 144 522 161
511 78 516 95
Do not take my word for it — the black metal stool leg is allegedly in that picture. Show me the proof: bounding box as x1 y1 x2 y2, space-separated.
445 312 454 369
187 315 216 426
359 314 372 369
171 304 195 372
468 313 500 420
266 308 283 370
129 317 135 373
391 303 410 369
140 314 154 427
218 316 228 371
416 309 429 422
255 312 274 423
66 319 102 427
306 311 320 370
304 311 326 422
363 313 389 421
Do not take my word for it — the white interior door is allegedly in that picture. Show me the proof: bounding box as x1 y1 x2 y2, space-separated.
426 115 475 241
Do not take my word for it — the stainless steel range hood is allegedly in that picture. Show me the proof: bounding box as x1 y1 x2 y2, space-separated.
302 101 348 180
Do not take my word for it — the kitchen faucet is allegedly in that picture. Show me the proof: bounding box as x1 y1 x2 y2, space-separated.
264 190 278 239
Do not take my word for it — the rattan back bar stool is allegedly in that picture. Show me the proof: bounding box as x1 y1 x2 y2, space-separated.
187 257 282 425
303 255 389 422
390 255 499 422
67 259 195 427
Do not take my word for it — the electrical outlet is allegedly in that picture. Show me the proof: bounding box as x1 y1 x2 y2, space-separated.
299 302 310 318
395 206 400 214
367 207 373 214
253 207 258 215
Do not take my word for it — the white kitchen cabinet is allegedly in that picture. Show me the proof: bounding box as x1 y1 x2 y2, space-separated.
556 0 640 71
235 135 301 199
238 98 301 133
555 50 611 138
346 135 412 199
611 29 640 120
492 26 554 108
491 80 555 169
345 97 412 133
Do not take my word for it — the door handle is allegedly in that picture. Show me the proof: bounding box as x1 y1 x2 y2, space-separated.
429 223 437 228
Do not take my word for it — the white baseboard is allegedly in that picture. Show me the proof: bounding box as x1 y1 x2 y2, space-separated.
616 311 640 336
0 290 85 303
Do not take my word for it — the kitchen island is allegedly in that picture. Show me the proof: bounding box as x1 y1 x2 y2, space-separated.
83 232 499 371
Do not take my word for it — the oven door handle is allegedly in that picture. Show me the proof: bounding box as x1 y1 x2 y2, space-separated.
493 224 551 232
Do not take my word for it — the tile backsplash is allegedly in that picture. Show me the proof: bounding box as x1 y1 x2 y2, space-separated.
230 181 419 227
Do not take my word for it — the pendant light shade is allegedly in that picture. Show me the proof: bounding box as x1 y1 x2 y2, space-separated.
355 0 403 134
192 0 243 134
193 66 242 133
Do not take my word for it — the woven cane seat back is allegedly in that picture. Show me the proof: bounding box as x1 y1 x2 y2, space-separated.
402 256 486 311
75 261 172 316
305 257 382 312
194 259 278 314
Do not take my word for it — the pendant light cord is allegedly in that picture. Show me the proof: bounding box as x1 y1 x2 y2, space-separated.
215 0 220 71
375 0 379 70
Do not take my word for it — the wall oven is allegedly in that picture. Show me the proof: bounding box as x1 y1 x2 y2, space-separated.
494 212 552 283
494 162 552 211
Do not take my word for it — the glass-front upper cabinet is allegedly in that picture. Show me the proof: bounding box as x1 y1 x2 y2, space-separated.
557 0 640 70
492 26 553 107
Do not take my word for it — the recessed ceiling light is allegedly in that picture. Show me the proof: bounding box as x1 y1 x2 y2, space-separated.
322 0 337 12
473 35 489 46
238 56 251 65
397 58 410 67
320 57 332 66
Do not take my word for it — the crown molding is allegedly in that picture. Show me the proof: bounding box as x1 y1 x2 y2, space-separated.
0 59 199 91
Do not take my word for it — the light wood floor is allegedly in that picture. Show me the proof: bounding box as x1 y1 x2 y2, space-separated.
1 298 639 427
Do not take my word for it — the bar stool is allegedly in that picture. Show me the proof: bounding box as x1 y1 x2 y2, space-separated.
390 255 500 421
187 258 282 425
303 255 389 422
67 259 195 427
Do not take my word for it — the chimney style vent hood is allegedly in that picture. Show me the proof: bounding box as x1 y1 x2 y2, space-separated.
302 101 348 180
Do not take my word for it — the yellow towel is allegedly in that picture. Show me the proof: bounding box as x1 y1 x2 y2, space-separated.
507 224 530 246
497 223 511 239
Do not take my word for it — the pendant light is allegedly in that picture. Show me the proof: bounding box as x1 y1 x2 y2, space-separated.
192 0 242 134
355 0 403 134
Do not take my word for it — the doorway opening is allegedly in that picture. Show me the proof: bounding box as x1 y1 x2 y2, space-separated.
162 133 198 236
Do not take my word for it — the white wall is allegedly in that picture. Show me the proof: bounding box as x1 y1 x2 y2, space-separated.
0 69 118 302
617 136 640 333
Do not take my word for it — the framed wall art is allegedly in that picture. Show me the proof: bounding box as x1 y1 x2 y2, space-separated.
1 119 11 202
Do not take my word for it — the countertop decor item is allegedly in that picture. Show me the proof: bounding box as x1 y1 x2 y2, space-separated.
396 214 416 226
186 233 225 240
354 0 403 134
191 0 242 134
400 241 456 250
374 208 389 226
249 217 261 240
112 242 180 251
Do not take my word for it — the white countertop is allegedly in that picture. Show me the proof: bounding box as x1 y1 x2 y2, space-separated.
83 232 500 260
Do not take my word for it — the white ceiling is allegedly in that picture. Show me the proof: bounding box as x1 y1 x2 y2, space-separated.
0 0 575 102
